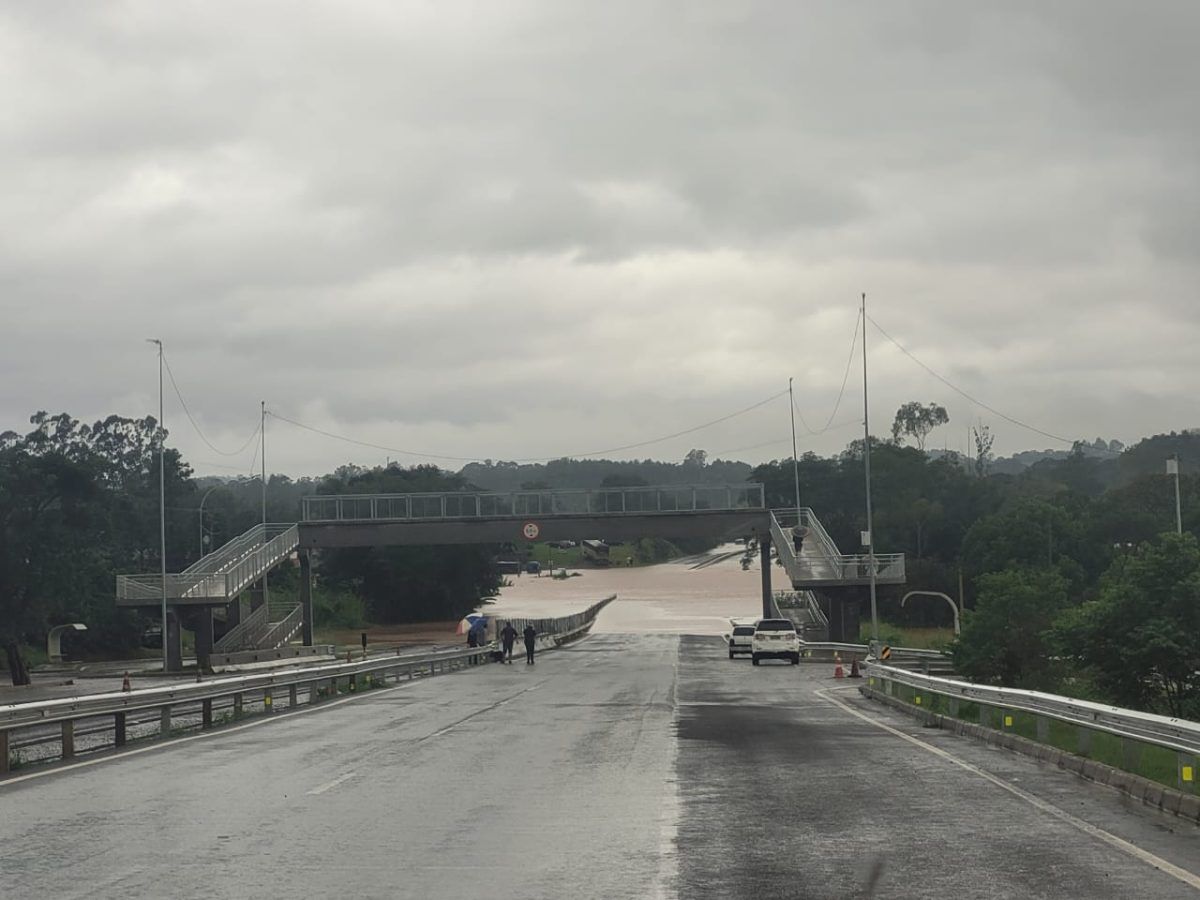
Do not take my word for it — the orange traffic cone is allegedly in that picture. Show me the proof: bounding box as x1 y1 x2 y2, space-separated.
833 655 845 679
121 671 131 692
849 658 862 678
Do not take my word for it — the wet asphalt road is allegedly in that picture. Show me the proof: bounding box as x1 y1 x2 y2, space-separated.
2 633 1198 899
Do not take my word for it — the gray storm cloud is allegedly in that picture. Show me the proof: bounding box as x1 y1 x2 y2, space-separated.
1 1 1196 476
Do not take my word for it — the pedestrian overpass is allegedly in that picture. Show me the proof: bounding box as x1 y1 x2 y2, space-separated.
116 483 904 669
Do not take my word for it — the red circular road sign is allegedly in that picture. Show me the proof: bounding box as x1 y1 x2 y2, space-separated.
522 522 540 540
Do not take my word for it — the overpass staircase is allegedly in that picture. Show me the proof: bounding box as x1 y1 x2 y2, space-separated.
769 508 905 589
117 524 303 652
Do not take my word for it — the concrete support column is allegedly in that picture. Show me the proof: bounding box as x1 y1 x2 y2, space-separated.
825 592 862 644
195 609 214 673
299 550 314 647
760 533 773 620
165 610 183 673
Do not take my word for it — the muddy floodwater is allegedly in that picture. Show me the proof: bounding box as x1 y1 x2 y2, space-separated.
484 544 766 634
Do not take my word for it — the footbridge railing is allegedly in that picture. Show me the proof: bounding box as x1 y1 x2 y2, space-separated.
116 524 300 606
303 484 764 522
771 508 905 587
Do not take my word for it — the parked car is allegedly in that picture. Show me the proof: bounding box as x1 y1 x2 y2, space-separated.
752 618 800 665
140 623 163 649
727 624 756 658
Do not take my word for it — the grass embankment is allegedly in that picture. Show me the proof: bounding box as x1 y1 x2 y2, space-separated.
316 621 460 653
857 620 955 651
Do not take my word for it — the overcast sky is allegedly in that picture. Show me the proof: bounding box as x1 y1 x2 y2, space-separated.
2 2 1196 478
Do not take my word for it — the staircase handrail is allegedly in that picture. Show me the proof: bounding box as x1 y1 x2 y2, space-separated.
213 603 271 653
259 605 304 651
224 526 300 599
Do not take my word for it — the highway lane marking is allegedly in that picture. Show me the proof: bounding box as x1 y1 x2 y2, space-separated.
307 771 358 795
420 680 545 740
0 665 549 789
815 688 1200 892
0 640 601 790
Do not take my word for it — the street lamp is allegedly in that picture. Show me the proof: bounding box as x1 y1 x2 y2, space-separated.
198 485 220 558
146 338 167 672
900 590 961 636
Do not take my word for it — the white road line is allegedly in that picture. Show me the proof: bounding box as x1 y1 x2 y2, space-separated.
815 688 1200 893
307 771 358 795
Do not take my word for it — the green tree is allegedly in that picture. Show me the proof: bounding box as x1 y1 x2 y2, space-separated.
953 568 1071 689
1054 533 1200 717
890 402 949 452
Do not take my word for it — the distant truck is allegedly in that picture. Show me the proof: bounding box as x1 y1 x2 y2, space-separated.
581 540 611 566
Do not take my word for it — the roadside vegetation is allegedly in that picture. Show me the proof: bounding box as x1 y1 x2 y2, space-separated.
3 403 1198 720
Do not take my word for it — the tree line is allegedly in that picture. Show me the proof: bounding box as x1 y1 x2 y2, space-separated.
752 426 1200 719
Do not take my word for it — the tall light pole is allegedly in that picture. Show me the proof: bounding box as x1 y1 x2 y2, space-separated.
1168 455 1182 535
261 400 268 608
860 295 879 645
147 338 168 671
198 484 220 558
788 377 801 514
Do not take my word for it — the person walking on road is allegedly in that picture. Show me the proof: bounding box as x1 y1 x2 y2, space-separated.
523 624 537 665
501 622 518 664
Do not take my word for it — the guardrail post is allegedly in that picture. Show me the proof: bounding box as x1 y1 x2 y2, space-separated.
202 699 213 729
233 693 244 718
161 706 171 735
289 684 298 707
329 677 338 698
0 729 8 774
1180 753 1196 792
1121 736 1139 772
114 712 127 747
263 689 273 713
1036 716 1049 743
1078 727 1092 756
61 720 75 759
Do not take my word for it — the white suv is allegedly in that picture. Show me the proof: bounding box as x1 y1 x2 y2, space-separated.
752 619 800 665
727 623 756 658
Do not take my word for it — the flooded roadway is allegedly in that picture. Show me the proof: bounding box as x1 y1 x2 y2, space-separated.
486 543 764 634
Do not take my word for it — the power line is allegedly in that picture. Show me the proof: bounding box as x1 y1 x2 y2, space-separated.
161 352 262 457
790 309 861 436
267 388 790 465
866 315 1103 450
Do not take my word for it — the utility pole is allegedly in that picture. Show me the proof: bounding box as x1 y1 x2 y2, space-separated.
147 338 168 671
788 377 801 514
261 400 269 608
1168 455 1183 534
860 295 879 645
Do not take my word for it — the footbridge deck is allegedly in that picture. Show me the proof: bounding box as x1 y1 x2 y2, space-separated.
298 483 772 548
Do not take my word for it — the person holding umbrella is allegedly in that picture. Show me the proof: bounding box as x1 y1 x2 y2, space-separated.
500 622 518 663
523 623 537 665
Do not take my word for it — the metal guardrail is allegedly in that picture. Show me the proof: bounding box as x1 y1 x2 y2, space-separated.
302 484 765 522
866 663 1200 756
1 599 612 776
